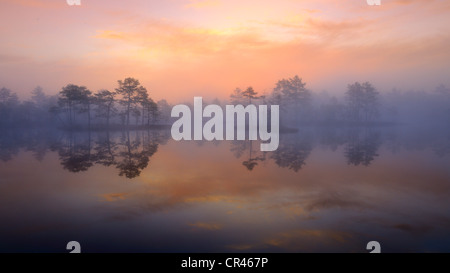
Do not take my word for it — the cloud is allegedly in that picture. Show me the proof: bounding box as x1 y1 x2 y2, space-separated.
2 0 450 101
224 229 355 252
2 0 64 9
269 229 352 245
188 222 222 230
0 54 31 64
185 0 221 9
93 20 273 60
226 244 255 250
303 17 372 43
304 190 372 212
94 30 127 41
101 192 129 202
391 224 432 235
393 0 415 5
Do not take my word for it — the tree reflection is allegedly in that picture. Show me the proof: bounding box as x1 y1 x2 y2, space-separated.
57 132 93 172
432 132 450 158
93 130 117 167
242 140 266 171
344 128 381 166
115 130 158 179
230 140 247 159
1 126 449 177
230 132 313 172
271 132 313 172
51 129 166 178
231 140 266 171
0 130 21 162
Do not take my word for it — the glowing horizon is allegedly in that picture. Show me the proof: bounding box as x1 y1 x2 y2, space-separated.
1 0 450 102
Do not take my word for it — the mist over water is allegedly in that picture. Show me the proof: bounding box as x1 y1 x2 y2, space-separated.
1 76 450 253
1 76 450 252
2 0 450 255
0 122 449 252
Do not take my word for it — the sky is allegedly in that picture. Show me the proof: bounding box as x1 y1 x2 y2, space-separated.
0 0 449 102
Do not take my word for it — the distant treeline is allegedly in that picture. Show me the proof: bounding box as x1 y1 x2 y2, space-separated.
1 76 449 129
226 75 450 127
0 78 172 129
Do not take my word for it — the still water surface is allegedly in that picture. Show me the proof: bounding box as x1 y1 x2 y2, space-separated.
0 127 449 252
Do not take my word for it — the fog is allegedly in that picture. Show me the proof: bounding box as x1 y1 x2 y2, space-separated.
0 75 449 130
1 76 450 252
1 75 449 174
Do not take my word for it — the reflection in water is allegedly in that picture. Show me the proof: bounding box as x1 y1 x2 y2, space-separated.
115 131 159 178
45 130 170 178
0 130 21 162
0 127 449 176
271 132 313 172
94 131 117 167
433 132 450 158
233 140 267 171
231 128 381 172
0 126 450 252
57 133 93 173
344 129 381 167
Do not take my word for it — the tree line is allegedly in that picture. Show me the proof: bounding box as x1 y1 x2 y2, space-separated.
54 77 172 129
227 75 450 126
0 77 172 129
228 76 381 125
1 75 449 129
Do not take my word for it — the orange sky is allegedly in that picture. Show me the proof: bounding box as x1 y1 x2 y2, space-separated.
0 0 450 102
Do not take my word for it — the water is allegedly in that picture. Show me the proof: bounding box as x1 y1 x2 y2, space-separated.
0 126 449 252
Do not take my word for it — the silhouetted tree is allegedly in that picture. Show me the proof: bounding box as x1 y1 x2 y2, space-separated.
58 84 92 127
30 86 55 125
137 87 149 126
31 86 46 105
345 82 379 123
115 78 147 127
271 75 311 124
156 99 171 124
230 88 245 104
79 89 93 128
143 98 158 125
94 89 116 127
241 86 259 105
0 87 19 125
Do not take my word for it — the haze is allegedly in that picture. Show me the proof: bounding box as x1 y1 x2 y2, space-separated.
1 0 450 102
